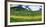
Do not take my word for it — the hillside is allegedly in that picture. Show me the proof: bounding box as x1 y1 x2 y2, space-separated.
10 6 41 16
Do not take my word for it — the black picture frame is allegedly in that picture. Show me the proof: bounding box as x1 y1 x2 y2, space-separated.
5 0 45 27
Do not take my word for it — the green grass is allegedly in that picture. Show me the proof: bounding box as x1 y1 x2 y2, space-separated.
10 16 42 22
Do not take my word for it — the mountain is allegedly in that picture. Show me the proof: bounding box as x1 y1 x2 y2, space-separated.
10 5 29 11
15 5 24 9
10 5 42 12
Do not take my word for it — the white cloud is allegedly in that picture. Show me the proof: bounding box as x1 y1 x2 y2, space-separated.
28 5 41 11
22 5 26 8
22 5 41 11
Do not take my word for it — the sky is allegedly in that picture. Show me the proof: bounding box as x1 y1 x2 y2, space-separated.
22 5 42 11
10 4 42 11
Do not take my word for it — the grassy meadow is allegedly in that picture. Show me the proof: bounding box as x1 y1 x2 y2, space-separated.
10 16 42 22
10 6 42 22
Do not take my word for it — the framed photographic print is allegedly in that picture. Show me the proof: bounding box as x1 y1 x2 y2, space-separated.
5 1 45 26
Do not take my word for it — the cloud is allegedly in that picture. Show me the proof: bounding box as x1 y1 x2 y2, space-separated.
28 5 41 11
22 5 42 11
